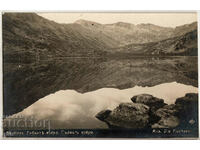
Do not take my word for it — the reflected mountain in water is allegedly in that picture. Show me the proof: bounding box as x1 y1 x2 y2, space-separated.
3 56 198 116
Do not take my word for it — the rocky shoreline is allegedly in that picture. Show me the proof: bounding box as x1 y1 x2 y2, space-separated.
96 93 198 129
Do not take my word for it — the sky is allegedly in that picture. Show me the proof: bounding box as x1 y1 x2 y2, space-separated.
38 12 197 27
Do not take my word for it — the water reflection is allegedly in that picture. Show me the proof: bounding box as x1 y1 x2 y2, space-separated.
3 56 198 115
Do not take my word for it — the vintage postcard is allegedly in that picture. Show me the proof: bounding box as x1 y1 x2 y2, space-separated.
1 12 199 138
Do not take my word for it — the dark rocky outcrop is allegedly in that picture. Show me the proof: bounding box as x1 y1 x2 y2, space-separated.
96 93 198 129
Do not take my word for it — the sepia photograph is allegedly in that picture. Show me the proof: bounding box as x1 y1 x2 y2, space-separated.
2 12 198 138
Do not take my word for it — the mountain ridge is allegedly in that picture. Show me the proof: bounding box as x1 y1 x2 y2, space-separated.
3 13 198 63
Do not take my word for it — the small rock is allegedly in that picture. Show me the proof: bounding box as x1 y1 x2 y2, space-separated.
95 109 112 121
152 116 180 128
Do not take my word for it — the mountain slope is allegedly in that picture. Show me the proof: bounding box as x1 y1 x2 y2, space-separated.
113 29 197 56
75 19 197 46
3 13 119 62
174 22 197 37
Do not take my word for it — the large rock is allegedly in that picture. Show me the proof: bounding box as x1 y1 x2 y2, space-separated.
131 94 166 113
95 102 150 128
175 93 198 128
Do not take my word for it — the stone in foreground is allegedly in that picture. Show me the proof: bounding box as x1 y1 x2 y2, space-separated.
96 102 150 128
